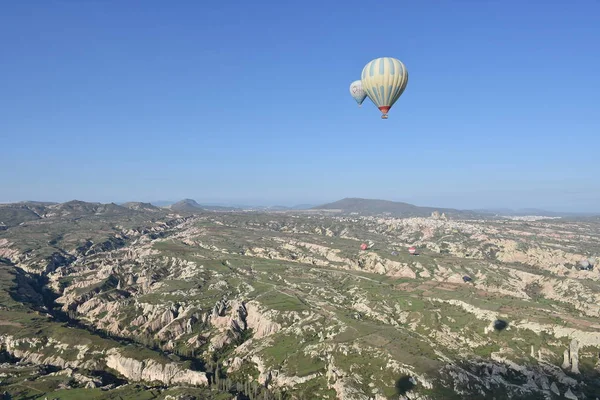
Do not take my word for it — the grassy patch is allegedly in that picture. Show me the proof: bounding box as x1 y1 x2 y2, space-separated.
29 384 161 399
473 343 501 358
289 375 336 400
257 290 308 312
286 352 326 377
262 334 300 367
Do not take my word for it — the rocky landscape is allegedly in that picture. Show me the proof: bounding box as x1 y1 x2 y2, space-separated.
0 199 599 399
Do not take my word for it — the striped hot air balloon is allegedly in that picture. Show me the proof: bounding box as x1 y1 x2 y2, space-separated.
408 246 417 255
361 57 408 119
360 243 368 251
349 80 367 107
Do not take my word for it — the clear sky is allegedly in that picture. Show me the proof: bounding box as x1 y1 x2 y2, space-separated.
2 1 599 211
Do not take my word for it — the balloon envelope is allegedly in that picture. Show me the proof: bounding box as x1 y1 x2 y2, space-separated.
494 320 508 331
361 57 408 119
349 80 367 106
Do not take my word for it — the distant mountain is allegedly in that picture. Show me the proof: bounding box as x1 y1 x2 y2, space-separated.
169 199 243 213
0 204 44 228
169 199 205 213
0 200 167 228
18 201 59 206
149 200 177 207
144 200 316 212
44 200 141 218
313 198 484 218
121 202 161 212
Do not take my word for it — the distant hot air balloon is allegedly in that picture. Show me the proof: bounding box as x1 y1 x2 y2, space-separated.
494 319 508 331
360 243 368 251
408 246 417 255
349 80 367 107
463 275 472 283
361 57 408 119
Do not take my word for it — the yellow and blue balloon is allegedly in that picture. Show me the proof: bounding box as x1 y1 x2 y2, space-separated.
350 57 408 119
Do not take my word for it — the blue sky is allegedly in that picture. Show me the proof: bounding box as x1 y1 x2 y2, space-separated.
2 1 599 211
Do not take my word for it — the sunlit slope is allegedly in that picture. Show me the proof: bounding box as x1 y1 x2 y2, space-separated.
0 203 599 399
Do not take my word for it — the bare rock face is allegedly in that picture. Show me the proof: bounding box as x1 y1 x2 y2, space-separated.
212 298 228 318
161 308 176 326
564 388 578 400
399 395 432 400
186 335 207 348
0 335 207 387
244 302 281 338
536 373 550 391
1 335 99 371
562 339 580 374
186 316 197 333
105 349 208 386
227 357 243 373
157 318 188 340
530 345 535 358
562 349 571 369
569 339 580 374
48 368 102 388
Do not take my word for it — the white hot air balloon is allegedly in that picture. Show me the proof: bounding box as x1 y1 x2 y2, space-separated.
349 80 367 107
360 57 408 119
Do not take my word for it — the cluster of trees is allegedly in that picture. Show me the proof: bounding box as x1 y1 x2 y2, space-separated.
211 369 288 400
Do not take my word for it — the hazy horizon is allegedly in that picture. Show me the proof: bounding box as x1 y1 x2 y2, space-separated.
2 2 599 214
2 195 599 215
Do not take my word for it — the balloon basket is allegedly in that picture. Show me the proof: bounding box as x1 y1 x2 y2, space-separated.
381 114 388 119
